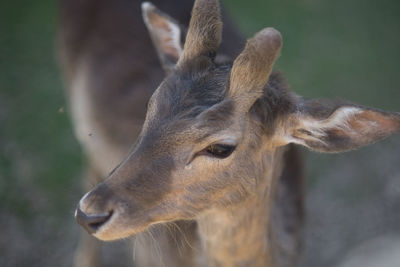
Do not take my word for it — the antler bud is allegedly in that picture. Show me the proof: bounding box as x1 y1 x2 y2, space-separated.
179 0 223 64
229 28 282 110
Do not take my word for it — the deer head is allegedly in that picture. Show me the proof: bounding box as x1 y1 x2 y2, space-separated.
75 0 400 241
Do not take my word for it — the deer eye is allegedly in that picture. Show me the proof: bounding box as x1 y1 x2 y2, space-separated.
204 144 235 159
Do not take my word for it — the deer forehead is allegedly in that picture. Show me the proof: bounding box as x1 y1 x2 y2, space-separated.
138 115 239 154
143 64 232 124
141 71 291 153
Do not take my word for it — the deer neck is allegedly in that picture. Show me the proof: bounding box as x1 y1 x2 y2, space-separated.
196 149 285 267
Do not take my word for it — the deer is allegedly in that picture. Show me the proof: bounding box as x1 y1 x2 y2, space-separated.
58 0 400 266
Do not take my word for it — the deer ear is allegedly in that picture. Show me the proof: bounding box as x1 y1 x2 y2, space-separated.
142 2 183 73
228 28 282 111
283 101 400 153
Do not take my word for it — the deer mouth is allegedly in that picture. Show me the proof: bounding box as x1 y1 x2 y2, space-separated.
75 208 114 234
75 206 150 241
75 195 158 241
91 206 184 241
92 214 152 241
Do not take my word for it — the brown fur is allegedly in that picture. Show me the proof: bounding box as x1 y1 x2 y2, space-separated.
179 0 222 63
58 0 400 267
229 28 283 111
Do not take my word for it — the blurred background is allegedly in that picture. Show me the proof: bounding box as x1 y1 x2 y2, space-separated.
0 0 399 266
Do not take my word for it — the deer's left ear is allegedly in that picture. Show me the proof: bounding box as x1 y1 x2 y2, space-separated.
281 100 400 153
142 2 183 73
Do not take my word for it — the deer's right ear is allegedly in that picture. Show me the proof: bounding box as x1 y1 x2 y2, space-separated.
280 101 400 153
142 2 183 73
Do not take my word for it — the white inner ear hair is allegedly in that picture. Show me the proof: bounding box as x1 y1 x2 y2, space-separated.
283 107 364 147
301 106 363 138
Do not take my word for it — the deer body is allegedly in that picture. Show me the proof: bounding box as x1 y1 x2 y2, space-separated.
59 1 400 267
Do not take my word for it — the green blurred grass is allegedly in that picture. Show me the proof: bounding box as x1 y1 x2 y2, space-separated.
224 0 400 110
0 0 82 221
0 0 399 223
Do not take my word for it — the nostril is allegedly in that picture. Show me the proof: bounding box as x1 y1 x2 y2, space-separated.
75 208 113 234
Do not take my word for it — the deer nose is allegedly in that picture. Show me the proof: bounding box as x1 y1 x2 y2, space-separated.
75 208 113 234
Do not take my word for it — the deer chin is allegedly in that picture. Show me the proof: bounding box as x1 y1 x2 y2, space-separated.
91 207 175 241
93 225 148 241
92 214 150 241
